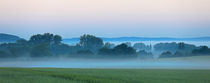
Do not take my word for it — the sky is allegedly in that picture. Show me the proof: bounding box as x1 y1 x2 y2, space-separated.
0 0 210 39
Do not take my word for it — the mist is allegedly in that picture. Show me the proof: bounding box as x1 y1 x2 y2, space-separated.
1 33 210 69
1 56 210 69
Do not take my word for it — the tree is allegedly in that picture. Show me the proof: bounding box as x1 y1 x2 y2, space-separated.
137 50 153 59
98 43 137 58
98 47 113 55
77 50 93 55
133 43 152 52
113 43 136 55
125 42 132 47
0 50 10 58
79 34 103 53
159 51 173 58
30 43 51 57
174 51 184 57
104 42 115 49
16 39 28 45
54 35 62 44
192 46 210 55
29 33 62 45
0 42 30 58
49 43 71 55
178 42 185 50
154 42 196 53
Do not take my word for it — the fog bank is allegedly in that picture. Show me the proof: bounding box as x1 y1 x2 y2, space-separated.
1 56 210 69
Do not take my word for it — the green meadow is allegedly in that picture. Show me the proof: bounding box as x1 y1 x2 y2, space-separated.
0 68 210 83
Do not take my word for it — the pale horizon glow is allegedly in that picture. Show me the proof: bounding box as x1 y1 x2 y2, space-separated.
0 0 210 39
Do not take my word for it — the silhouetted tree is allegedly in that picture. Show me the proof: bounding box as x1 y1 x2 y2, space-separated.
174 51 184 57
113 44 136 55
104 42 115 49
16 39 28 45
178 42 185 50
133 43 152 52
29 33 62 45
125 42 132 47
137 50 153 59
79 34 103 53
99 43 136 57
0 50 10 58
154 42 196 53
98 47 113 55
30 43 51 57
192 46 210 55
159 51 173 58
77 50 94 55
54 35 62 44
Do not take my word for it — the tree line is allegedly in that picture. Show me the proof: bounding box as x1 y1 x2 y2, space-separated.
0 33 137 58
0 33 210 59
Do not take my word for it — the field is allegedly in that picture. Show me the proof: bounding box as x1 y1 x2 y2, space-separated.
0 68 210 83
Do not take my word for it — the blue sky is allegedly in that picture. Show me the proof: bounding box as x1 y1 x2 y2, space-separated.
0 0 210 39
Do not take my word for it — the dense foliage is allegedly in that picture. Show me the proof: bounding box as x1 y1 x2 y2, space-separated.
0 33 210 59
137 50 153 59
133 43 152 52
79 34 104 53
98 44 137 57
0 33 137 58
192 46 210 55
154 42 196 53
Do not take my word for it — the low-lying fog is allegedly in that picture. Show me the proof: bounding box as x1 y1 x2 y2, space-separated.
65 41 210 47
1 56 210 69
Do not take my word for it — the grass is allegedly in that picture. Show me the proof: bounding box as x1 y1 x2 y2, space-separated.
0 68 210 83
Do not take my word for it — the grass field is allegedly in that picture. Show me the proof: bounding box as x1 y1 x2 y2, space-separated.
0 68 210 83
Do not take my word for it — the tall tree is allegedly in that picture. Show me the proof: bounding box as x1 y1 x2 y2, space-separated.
29 33 62 45
79 34 104 53
53 35 62 44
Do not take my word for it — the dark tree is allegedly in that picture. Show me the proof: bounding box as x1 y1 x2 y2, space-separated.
174 51 184 57
133 43 152 52
54 35 62 44
0 50 10 58
138 50 153 59
98 43 137 58
192 46 210 55
125 42 132 47
30 43 51 57
113 44 133 55
159 51 173 58
154 42 196 53
104 42 115 49
178 42 185 50
49 43 71 56
98 47 113 55
77 50 94 55
79 34 103 53
29 33 62 45
16 39 28 45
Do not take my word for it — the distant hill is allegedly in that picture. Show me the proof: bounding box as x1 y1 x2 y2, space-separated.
63 37 210 43
101 37 210 41
0 33 21 43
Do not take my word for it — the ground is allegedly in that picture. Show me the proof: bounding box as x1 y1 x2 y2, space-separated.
0 68 210 83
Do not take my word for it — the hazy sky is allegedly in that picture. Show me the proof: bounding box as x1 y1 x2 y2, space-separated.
0 0 210 39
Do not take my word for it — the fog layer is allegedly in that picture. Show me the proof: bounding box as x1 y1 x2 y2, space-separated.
1 56 210 69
